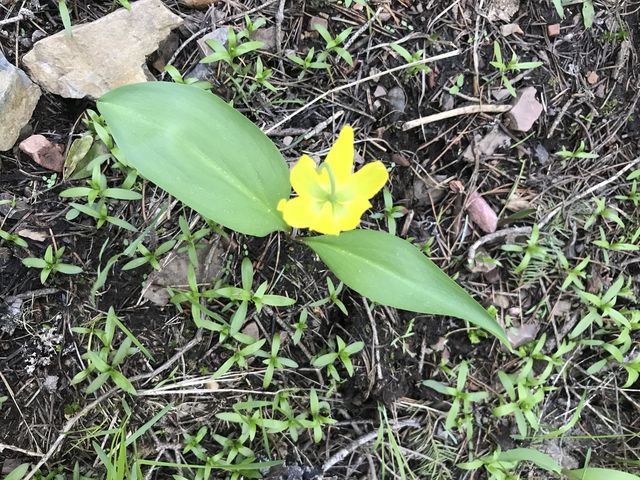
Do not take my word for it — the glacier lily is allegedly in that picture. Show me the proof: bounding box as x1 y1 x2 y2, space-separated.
277 125 388 235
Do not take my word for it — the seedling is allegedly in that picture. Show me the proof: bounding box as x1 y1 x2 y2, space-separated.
70 326 138 395
556 252 590 290
248 57 277 94
287 47 330 79
164 64 212 90
60 162 142 205
216 402 285 441
615 179 639 207
422 361 489 437
592 226 639 265
201 27 264 71
312 335 364 380
214 257 296 313
183 426 208 459
502 224 548 274
0 228 28 248
273 398 307 442
22 245 83 284
583 197 624 229
301 388 336 443
122 240 176 271
69 201 137 232
570 276 630 338
448 74 465 95
238 15 266 40
177 214 211 266
489 42 543 97
389 43 432 77
212 337 267 378
310 277 348 315
315 24 353 66
211 433 255 464
292 308 309 345
370 187 406 235
556 140 598 159
256 332 299 388
493 368 545 438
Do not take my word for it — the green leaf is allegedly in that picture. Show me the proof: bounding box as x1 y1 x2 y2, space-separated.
22 257 48 269
498 448 561 473
97 82 290 236
564 468 639 480
4 463 30 480
304 230 507 344
582 0 595 28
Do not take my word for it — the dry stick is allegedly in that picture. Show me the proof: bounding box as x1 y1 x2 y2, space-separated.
0 8 31 26
402 104 512 131
265 49 461 134
0 442 44 457
466 155 640 265
322 419 420 472
23 329 204 479
343 7 383 51
361 297 383 381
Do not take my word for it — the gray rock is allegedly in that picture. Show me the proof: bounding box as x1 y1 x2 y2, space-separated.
0 53 41 151
22 0 183 99
534 143 549 164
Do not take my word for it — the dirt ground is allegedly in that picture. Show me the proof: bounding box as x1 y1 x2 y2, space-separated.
1 0 640 478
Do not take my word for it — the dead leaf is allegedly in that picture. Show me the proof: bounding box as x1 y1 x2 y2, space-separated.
507 322 540 348
463 127 511 161
17 229 47 242
142 237 225 306
501 23 524 36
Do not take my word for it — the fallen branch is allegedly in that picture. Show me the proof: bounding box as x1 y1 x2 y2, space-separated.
322 419 420 472
403 104 512 131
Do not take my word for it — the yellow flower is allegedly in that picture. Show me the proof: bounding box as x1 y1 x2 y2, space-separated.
277 125 388 235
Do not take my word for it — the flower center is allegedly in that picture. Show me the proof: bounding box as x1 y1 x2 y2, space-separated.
317 162 339 204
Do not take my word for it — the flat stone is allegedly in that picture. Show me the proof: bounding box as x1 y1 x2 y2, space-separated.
22 0 183 99
19 134 65 172
547 23 561 37
505 87 543 132
487 0 520 22
0 53 41 151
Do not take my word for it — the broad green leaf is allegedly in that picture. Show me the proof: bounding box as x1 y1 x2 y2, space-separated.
97 82 290 236
498 448 561 473
582 0 595 28
4 463 30 480
63 133 94 179
565 468 639 480
304 230 507 344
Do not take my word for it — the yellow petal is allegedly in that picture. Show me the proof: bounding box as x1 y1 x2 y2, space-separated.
279 196 323 228
324 125 354 184
348 161 388 199
334 198 371 232
290 155 324 197
310 202 342 235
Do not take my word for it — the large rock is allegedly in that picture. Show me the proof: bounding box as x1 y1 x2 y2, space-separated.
22 0 183 99
0 53 41 151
